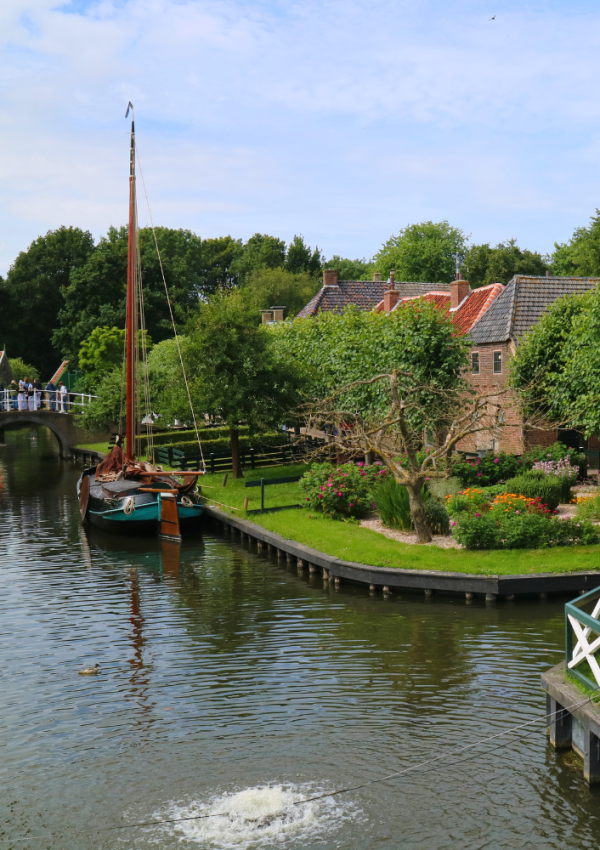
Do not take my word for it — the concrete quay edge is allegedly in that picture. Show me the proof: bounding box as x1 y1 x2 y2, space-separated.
202 505 600 598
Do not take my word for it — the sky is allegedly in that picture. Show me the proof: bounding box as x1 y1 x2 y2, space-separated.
0 0 599 275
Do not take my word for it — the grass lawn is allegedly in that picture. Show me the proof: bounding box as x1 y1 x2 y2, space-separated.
73 447 600 576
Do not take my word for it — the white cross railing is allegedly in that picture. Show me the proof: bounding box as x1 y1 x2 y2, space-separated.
566 588 600 689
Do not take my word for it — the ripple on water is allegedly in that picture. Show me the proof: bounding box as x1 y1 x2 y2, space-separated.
150 783 362 849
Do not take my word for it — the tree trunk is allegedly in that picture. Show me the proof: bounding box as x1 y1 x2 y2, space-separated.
230 427 243 479
406 481 432 543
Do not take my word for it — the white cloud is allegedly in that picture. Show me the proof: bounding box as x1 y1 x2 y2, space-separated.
0 0 599 273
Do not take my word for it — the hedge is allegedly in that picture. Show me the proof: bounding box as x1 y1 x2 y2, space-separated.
149 431 289 457
136 425 252 451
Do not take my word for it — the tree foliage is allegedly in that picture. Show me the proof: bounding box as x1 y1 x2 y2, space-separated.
322 255 372 280
373 221 467 284
52 226 204 364
464 239 548 287
0 226 95 377
285 235 322 275
242 267 321 317
78 326 125 383
551 210 600 277
6 356 40 382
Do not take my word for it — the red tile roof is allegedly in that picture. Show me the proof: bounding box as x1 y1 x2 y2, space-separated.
388 284 504 335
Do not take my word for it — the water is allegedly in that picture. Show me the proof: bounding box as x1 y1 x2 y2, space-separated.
1 425 599 849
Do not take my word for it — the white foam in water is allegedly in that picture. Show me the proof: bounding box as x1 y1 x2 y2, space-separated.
150 783 361 848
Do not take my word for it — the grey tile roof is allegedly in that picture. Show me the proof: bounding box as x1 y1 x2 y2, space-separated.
469 275 600 344
297 280 450 317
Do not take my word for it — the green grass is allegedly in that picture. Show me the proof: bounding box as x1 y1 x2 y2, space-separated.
76 441 111 454
74 447 600 576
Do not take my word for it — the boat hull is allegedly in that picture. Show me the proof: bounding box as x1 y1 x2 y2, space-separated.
79 470 203 538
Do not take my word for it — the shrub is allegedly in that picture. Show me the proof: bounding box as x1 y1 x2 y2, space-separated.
451 452 522 487
301 462 384 519
479 484 508 499
576 493 600 521
452 513 502 549
373 477 413 530
428 476 462 500
522 441 585 471
424 499 450 535
503 473 564 511
530 456 579 502
445 487 489 515
453 511 599 550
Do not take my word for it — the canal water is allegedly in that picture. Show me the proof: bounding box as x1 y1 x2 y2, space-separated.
1 426 599 849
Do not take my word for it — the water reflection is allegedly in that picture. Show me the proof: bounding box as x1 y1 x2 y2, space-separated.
0 426 598 850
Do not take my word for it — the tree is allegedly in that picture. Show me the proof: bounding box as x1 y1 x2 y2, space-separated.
285 235 322 276
0 226 95 377
464 239 548 287
6 356 40 382
511 286 600 437
53 226 204 364
184 289 300 477
78 326 125 383
229 233 287 283
243 267 321 317
551 210 600 277
199 236 243 293
373 221 467 284
323 255 372 280
272 301 507 542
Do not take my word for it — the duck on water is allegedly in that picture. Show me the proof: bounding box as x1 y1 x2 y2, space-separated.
77 104 204 541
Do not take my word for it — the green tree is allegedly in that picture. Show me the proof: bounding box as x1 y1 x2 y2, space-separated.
322 255 372 280
78 326 125 383
199 235 243 292
285 235 322 276
510 292 589 427
243 268 321 317
185 289 300 476
6 356 40 382
230 233 287 283
464 239 548 287
373 221 466 284
53 226 204 364
551 210 600 276
0 226 95 377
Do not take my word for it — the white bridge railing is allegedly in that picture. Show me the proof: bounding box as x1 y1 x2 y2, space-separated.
0 389 99 413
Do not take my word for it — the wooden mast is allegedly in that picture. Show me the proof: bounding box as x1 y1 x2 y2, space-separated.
125 115 137 462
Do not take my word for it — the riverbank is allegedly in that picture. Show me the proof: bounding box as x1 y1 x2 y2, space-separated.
73 447 600 578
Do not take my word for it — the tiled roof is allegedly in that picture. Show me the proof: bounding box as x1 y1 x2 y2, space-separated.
452 283 505 335
469 276 600 344
297 280 450 317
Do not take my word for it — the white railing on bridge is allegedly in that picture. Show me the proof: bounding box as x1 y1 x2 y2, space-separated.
0 389 99 413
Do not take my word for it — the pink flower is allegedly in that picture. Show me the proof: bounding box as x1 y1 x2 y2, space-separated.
318 495 323 499
515 510 520 514
475 513 481 517
306 497 310 501
451 521 457 526
477 473 482 477
349 502 354 507
494 458 499 464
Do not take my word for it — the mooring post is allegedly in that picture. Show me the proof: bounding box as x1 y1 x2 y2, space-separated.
584 730 600 784
547 696 572 749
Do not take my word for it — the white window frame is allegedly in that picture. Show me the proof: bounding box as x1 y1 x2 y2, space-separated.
493 350 502 374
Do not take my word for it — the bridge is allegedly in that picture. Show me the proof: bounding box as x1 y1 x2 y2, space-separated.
0 410 111 458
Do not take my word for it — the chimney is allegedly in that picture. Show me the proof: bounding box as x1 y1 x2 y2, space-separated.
450 278 470 309
373 272 382 281
389 270 395 285
271 306 285 322
384 290 400 313
323 269 338 287
545 270 550 277
260 310 273 325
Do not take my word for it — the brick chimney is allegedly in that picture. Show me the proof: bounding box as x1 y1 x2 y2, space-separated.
450 277 470 309
271 306 285 322
384 290 400 312
373 272 382 281
323 269 338 287
260 310 273 324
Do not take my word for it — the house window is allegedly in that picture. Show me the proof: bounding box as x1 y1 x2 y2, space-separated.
471 352 480 374
493 351 502 374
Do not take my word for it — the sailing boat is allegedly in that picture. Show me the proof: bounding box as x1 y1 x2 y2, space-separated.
77 107 203 539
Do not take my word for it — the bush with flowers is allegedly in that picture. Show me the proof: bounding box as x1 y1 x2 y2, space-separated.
445 487 490 515
576 492 600 521
452 490 598 549
522 442 585 471
300 461 388 519
503 472 564 511
451 452 521 487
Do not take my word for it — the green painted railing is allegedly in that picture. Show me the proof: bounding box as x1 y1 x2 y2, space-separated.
566 586 600 690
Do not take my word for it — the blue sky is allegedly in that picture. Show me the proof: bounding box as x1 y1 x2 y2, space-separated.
0 0 599 274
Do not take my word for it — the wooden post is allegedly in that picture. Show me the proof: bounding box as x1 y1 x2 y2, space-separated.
222 473 228 487
243 496 249 512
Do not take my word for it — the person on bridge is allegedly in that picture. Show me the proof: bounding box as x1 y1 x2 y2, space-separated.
9 381 18 410
59 381 68 413
18 378 27 411
46 379 56 411
26 380 35 411
32 378 43 410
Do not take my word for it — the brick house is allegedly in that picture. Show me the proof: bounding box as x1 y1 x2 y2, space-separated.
298 270 600 454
